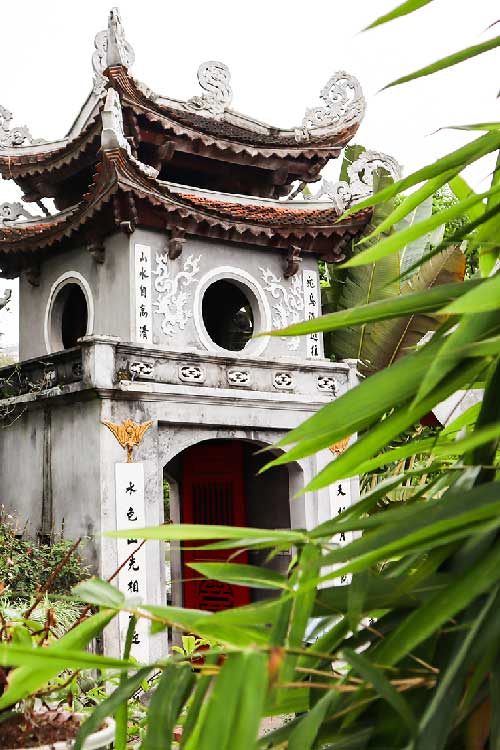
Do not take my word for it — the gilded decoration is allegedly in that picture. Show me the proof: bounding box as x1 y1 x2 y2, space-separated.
102 418 153 462
329 436 351 455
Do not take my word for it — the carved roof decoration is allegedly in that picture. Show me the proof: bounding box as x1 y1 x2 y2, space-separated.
186 62 233 119
92 7 135 95
0 105 44 149
309 150 402 211
0 112 371 276
0 7 366 197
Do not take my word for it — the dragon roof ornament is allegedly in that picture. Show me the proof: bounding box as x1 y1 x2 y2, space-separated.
92 7 135 95
186 61 233 118
296 72 366 143
310 150 402 212
0 202 37 226
0 106 42 149
101 89 158 178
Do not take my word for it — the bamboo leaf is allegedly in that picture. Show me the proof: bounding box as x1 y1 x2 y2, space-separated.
344 186 499 269
265 279 478 338
0 644 131 671
188 562 288 589
229 652 268 750
449 174 483 223
343 648 417 734
288 689 340 750
107 524 304 544
74 668 152 750
341 132 500 216
302 360 482 490
373 542 500 667
384 35 500 89
413 590 498 749
365 0 434 30
72 577 125 608
443 272 500 315
414 309 500 405
142 662 195 750
0 610 117 710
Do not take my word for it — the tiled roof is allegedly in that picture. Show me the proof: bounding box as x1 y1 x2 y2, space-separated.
178 193 345 226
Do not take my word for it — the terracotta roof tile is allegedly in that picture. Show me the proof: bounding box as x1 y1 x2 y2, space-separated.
179 193 348 226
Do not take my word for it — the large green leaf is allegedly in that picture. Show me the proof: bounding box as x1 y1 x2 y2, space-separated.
382 245 466 367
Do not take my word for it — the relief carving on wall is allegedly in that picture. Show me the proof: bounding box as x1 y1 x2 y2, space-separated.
259 268 304 352
153 253 201 336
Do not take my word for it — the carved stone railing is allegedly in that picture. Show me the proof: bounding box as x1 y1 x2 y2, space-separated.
114 342 352 399
0 348 83 399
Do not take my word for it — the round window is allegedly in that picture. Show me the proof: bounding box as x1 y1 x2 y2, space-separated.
49 282 89 351
202 279 254 352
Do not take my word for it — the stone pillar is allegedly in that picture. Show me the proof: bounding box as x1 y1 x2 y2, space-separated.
80 335 120 389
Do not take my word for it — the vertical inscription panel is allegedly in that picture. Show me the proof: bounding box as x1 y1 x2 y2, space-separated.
134 244 153 344
302 270 321 359
115 462 149 662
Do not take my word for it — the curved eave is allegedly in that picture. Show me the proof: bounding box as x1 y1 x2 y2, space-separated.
0 146 371 275
111 67 360 159
0 104 103 181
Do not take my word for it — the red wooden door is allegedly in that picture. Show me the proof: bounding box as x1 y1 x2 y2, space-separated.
181 441 251 611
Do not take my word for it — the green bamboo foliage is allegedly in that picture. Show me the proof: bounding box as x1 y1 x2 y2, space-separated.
2 3 500 748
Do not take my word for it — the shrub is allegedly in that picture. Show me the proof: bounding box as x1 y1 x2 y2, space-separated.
0 510 90 597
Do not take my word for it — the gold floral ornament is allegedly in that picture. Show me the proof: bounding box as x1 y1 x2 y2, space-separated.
329 436 351 455
102 418 153 462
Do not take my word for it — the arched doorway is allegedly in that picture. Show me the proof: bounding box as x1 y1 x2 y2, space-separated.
163 438 298 612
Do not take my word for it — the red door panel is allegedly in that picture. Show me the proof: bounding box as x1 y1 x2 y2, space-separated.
182 442 251 611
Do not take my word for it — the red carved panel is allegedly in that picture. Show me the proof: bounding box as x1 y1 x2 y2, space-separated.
181 441 251 611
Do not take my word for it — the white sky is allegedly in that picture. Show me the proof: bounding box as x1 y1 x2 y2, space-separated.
1 0 499 350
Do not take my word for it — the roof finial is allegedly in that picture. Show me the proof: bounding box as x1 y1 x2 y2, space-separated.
296 72 366 143
187 61 233 118
92 8 135 95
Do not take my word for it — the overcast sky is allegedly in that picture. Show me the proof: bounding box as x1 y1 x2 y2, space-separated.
1 0 499 350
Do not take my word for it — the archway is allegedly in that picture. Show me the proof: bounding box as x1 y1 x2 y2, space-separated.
163 438 301 612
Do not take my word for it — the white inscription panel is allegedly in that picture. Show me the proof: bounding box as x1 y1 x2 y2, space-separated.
115 462 149 662
302 270 321 359
134 244 153 344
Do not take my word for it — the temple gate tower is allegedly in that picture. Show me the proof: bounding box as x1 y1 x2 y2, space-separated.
0 9 397 656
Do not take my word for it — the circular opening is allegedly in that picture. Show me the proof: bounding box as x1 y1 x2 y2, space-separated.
51 283 88 350
202 279 254 352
